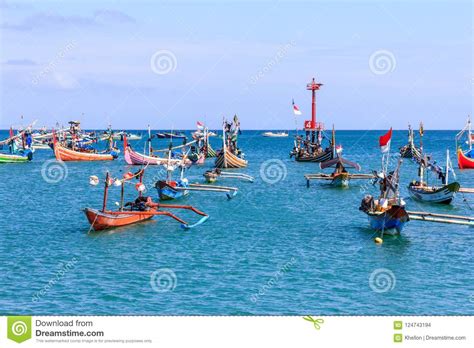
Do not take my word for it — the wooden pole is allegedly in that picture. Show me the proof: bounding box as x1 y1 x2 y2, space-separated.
102 172 110 212
120 181 125 211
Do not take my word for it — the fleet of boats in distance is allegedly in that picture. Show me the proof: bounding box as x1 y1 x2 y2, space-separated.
1 76 474 244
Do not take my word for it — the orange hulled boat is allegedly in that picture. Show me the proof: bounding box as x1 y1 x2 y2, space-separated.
84 170 209 231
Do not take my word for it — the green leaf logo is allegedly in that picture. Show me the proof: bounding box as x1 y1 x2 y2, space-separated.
7 316 32 343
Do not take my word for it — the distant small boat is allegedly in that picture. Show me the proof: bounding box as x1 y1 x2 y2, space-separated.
156 132 187 139
262 131 288 137
112 132 142 141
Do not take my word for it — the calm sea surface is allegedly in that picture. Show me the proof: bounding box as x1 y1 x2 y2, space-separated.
0 130 473 315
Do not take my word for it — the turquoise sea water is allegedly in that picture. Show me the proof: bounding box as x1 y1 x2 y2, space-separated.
0 130 473 315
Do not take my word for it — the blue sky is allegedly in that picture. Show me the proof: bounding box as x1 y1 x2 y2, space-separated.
0 0 472 130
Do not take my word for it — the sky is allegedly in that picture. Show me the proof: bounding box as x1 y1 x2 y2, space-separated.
0 0 472 130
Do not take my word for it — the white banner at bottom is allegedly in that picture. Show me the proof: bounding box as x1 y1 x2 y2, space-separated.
0 316 471 347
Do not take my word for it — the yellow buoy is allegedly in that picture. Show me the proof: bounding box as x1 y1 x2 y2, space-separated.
374 237 383 244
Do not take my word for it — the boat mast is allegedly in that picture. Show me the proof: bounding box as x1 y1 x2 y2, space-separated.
222 118 227 168
102 171 110 212
468 116 472 151
148 124 151 155
445 149 449 185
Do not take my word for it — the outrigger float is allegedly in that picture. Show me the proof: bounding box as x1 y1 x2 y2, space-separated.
84 170 209 231
290 78 333 163
203 169 254 183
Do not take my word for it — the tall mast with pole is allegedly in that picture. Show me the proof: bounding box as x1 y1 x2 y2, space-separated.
306 77 323 144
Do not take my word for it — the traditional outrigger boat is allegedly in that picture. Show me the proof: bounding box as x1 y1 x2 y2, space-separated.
289 78 333 163
156 145 238 200
53 131 119 161
305 128 375 188
0 126 34 163
455 116 474 169
215 115 247 168
408 149 460 204
359 129 409 235
84 170 209 231
399 123 422 159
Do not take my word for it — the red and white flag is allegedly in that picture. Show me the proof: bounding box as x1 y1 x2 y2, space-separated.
196 121 204 130
292 99 302 116
379 128 392 153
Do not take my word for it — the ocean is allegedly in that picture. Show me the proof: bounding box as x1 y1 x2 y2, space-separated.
0 130 473 315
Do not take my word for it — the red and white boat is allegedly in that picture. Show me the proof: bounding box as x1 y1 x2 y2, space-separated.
455 116 474 169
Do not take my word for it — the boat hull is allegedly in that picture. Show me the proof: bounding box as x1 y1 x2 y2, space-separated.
366 205 409 235
400 144 422 159
54 144 115 161
408 182 460 204
124 147 168 165
215 149 248 168
0 152 32 163
331 173 350 187
457 148 474 169
156 180 189 200
84 208 153 231
294 149 333 163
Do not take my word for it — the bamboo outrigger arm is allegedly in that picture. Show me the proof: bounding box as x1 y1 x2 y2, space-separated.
407 210 474 226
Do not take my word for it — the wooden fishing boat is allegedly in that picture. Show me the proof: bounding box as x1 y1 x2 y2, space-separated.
84 170 209 231
215 115 247 168
305 157 375 188
457 148 474 169
289 78 334 163
408 149 460 204
0 126 34 163
399 124 422 159
123 135 171 166
206 143 217 158
215 149 247 168
53 130 119 162
54 141 118 161
305 130 375 187
0 152 32 163
262 131 288 137
156 179 190 200
359 130 409 235
455 116 474 169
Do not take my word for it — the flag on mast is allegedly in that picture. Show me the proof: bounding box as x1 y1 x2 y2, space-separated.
196 121 204 131
292 99 302 115
379 128 392 153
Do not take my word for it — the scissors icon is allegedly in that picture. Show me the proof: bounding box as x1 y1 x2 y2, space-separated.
303 316 324 330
